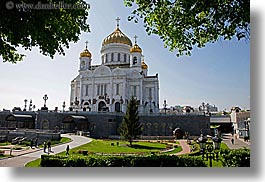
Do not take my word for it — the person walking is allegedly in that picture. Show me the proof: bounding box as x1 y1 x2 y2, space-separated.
231 138 234 145
30 139 34 149
35 138 38 148
43 142 47 153
66 145 70 155
47 141 51 153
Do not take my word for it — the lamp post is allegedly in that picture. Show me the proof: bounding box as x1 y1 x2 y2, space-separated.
29 99 33 111
163 99 167 114
43 94 48 107
198 131 222 167
62 101 66 112
24 99 28 111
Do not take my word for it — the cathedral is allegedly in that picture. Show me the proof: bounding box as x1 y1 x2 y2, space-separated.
70 18 159 114
0 18 210 139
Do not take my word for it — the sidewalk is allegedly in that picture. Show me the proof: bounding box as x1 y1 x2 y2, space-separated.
171 140 190 156
0 134 92 167
222 134 250 150
0 145 42 158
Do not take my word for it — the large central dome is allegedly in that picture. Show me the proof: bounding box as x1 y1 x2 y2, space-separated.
102 27 132 46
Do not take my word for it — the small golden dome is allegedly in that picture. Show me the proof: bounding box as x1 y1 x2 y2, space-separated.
102 28 132 46
130 43 142 53
142 61 148 69
80 49 92 58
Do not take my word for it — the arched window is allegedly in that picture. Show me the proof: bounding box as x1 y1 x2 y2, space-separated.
133 56 137 64
111 53 114 61
118 53 120 62
124 54 127 62
105 54 108 63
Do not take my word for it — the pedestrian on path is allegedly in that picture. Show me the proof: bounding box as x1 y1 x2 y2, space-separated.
66 145 70 155
231 138 234 145
43 142 47 153
35 138 38 148
47 141 51 153
30 139 34 149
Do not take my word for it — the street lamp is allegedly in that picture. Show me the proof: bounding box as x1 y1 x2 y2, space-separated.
24 99 28 111
28 99 33 111
163 99 167 114
62 101 66 112
43 94 48 107
198 131 222 167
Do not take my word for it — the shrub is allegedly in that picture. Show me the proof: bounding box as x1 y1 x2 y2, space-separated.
40 154 206 167
0 150 5 156
220 148 250 167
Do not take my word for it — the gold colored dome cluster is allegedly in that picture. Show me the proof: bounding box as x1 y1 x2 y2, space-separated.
102 28 132 46
130 43 142 53
142 61 148 69
80 49 92 58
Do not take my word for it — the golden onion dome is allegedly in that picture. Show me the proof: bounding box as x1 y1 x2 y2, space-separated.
142 61 148 69
80 49 92 58
102 28 132 46
130 43 142 53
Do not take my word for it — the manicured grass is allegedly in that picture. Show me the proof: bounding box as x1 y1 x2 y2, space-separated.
68 140 168 155
0 142 11 146
221 142 229 150
25 158 41 167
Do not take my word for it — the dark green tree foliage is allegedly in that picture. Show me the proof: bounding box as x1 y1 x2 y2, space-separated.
124 0 250 57
119 97 142 146
0 0 90 63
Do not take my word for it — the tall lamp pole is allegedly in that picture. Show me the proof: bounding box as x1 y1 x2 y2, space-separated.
62 101 66 112
24 99 28 111
198 130 222 167
43 94 48 108
163 99 167 114
28 99 33 111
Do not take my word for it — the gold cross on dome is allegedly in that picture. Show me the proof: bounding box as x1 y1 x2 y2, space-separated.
85 41 89 49
115 17 121 28
133 35 138 44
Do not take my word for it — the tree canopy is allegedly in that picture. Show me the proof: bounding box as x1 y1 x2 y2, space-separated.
118 97 143 146
124 0 250 56
0 0 90 63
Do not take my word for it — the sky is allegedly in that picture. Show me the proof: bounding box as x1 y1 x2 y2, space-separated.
0 0 250 112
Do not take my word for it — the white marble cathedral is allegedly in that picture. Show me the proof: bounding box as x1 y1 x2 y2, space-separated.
70 18 159 114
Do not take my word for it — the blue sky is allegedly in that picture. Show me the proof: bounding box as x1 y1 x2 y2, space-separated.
0 0 250 111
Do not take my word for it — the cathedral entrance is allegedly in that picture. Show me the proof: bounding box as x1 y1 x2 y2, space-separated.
98 101 108 112
115 102 121 112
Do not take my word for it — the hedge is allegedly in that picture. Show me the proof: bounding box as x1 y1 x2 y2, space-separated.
220 148 250 167
40 154 206 167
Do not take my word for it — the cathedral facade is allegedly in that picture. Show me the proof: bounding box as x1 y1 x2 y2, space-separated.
70 19 159 114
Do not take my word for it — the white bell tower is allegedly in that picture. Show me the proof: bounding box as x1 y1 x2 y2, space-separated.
79 41 92 71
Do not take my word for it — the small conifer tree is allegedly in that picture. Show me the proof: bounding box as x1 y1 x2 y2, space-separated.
118 96 142 146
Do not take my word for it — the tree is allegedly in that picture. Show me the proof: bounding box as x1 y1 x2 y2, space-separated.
124 0 250 57
118 96 143 146
0 0 90 63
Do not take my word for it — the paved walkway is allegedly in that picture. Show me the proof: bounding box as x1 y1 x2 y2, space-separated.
222 134 250 149
0 134 92 167
171 140 190 156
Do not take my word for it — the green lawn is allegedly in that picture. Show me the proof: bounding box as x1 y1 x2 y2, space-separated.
25 158 41 167
0 142 11 146
67 140 169 155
